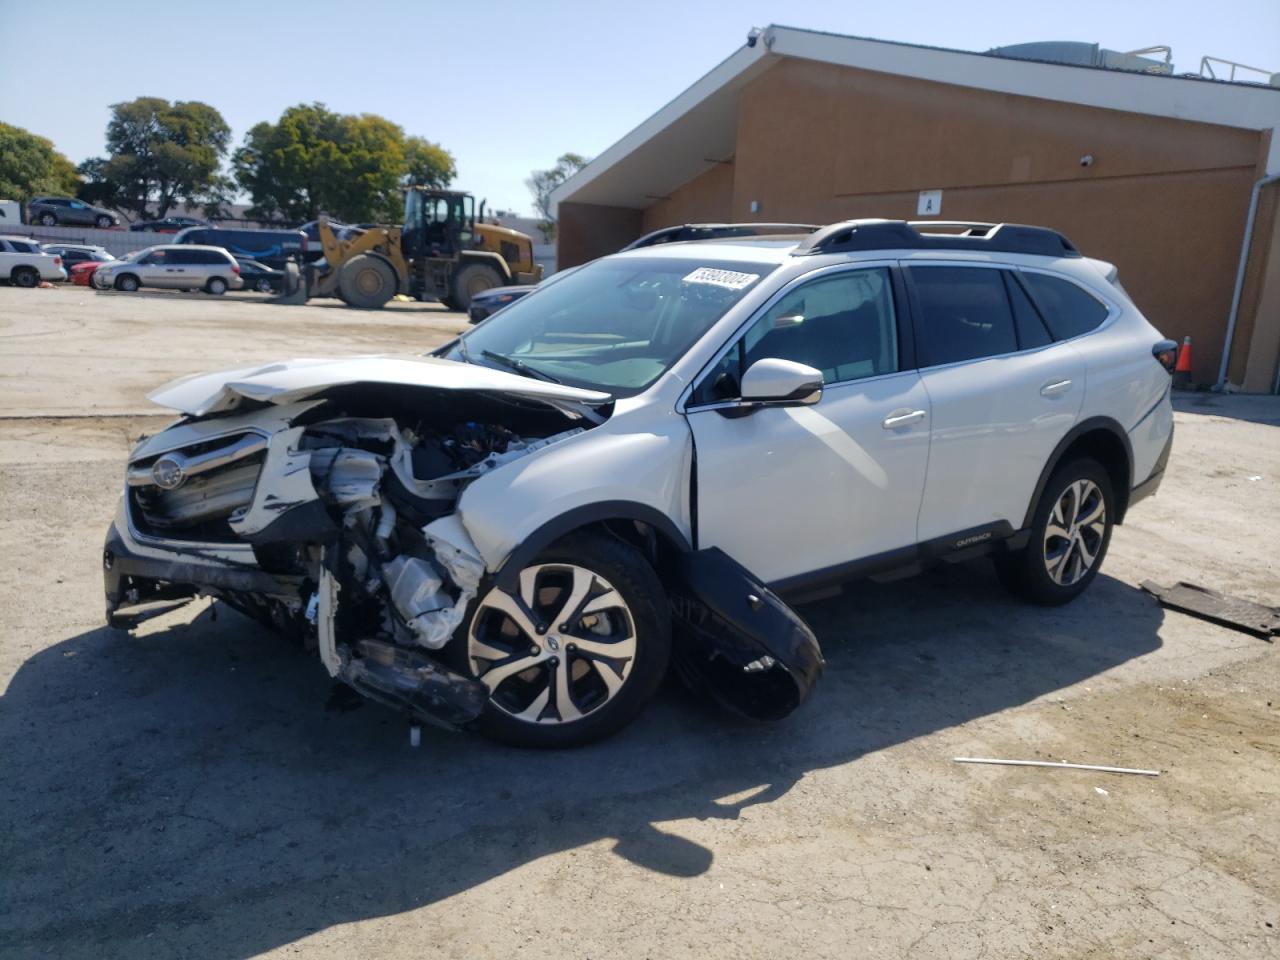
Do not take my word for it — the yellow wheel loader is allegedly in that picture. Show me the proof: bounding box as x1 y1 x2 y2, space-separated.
310 188 542 311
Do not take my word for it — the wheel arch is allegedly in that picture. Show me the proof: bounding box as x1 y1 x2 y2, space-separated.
493 501 691 592
1023 417 1134 528
458 250 513 283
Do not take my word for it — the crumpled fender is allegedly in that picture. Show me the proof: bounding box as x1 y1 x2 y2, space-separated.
455 405 694 575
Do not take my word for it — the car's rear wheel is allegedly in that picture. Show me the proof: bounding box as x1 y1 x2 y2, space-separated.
11 267 39 288
95 215 113 229
39 213 56 227
114 274 140 292
996 458 1114 605
456 532 670 747
206 277 228 295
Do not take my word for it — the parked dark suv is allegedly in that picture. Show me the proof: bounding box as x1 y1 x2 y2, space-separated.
28 197 119 229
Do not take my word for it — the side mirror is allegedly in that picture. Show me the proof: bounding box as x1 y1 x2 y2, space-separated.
740 358 823 406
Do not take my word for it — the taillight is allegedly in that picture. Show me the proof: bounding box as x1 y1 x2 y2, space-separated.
1152 339 1178 374
231 264 240 275
53 255 61 265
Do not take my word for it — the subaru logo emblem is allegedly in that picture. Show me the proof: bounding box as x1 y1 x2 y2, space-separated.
151 456 186 490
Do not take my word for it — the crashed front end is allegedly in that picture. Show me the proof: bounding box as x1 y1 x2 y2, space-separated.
104 357 824 738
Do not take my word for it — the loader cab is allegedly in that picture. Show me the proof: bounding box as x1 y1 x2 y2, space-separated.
403 189 476 259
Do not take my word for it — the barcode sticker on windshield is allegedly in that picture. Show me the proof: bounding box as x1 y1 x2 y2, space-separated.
682 267 759 290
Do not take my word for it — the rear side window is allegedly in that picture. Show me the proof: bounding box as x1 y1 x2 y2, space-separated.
1003 273 1054 349
1021 273 1109 340
909 266 1018 365
10 240 36 253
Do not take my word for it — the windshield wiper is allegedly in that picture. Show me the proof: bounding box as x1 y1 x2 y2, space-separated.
480 349 561 384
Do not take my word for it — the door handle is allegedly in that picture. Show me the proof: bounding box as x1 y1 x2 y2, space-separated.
1040 378 1073 397
882 408 927 429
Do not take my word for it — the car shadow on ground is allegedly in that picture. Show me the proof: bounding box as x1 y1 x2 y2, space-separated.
0 561 1163 958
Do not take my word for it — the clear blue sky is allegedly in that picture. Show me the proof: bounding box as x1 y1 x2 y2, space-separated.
2 0 1277 216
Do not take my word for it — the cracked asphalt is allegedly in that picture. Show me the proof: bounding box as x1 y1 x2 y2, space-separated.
1 285 1277 959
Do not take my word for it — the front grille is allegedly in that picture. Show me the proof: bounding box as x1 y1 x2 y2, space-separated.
128 432 266 543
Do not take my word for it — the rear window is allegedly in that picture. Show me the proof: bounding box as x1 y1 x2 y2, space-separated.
1021 273 1110 340
909 266 1018 366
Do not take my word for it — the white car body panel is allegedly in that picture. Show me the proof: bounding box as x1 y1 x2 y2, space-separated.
456 401 694 572
688 370 932 583
916 341 1086 540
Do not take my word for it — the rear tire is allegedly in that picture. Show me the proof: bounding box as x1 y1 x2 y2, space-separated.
450 263 503 312
206 277 228 295
114 274 140 292
338 254 396 309
453 532 671 748
995 458 1114 606
11 267 39 289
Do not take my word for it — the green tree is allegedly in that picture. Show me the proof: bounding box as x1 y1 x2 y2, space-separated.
234 104 455 223
525 152 590 238
0 123 81 200
80 97 231 220
403 136 456 189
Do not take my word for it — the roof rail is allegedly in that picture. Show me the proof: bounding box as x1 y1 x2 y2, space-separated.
792 219 1081 258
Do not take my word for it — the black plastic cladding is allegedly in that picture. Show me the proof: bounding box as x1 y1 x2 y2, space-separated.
792 220 1082 259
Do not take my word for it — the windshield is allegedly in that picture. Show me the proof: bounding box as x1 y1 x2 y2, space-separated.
122 248 149 262
453 257 773 396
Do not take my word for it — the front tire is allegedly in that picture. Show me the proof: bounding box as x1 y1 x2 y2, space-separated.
338 254 396 309
39 213 56 226
95 215 114 229
450 263 502 312
114 274 140 292
996 458 1114 606
456 532 671 747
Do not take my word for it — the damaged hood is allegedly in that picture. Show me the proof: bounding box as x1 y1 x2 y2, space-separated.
147 355 612 417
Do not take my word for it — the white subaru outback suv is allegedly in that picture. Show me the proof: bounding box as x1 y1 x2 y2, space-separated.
103 219 1175 747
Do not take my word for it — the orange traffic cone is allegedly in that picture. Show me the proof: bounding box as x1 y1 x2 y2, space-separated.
1173 335 1192 389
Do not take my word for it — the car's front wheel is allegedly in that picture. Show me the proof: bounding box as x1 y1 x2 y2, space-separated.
996 458 1114 605
39 213 56 226
456 532 671 747
114 274 140 292
95 215 114 229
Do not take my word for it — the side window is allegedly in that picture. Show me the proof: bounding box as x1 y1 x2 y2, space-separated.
70 200 86 210
142 249 167 265
910 266 1018 365
1003 272 1053 349
1021 272 1110 340
692 267 899 404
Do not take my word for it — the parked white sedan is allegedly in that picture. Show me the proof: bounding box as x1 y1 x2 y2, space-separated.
0 235 67 286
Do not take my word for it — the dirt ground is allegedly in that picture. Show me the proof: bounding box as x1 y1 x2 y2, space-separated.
0 284 1277 959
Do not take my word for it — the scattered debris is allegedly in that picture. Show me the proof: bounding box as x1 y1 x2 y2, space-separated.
1095 786 1109 796
1246 475 1262 482
953 757 1159 776
1141 581 1279 639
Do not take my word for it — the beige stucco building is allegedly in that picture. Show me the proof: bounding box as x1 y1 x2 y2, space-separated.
552 27 1280 392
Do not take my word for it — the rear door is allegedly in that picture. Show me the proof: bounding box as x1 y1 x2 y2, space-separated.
906 262 1085 542
685 264 931 585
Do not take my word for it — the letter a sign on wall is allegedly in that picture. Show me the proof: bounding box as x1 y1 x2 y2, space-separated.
917 190 942 216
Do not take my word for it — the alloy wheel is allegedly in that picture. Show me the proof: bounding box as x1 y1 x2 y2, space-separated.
467 563 637 725
1043 478 1106 586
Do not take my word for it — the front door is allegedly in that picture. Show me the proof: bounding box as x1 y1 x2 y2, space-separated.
135 249 177 287
685 265 931 585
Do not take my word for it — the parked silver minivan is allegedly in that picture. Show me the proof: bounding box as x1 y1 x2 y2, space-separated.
93 245 244 294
